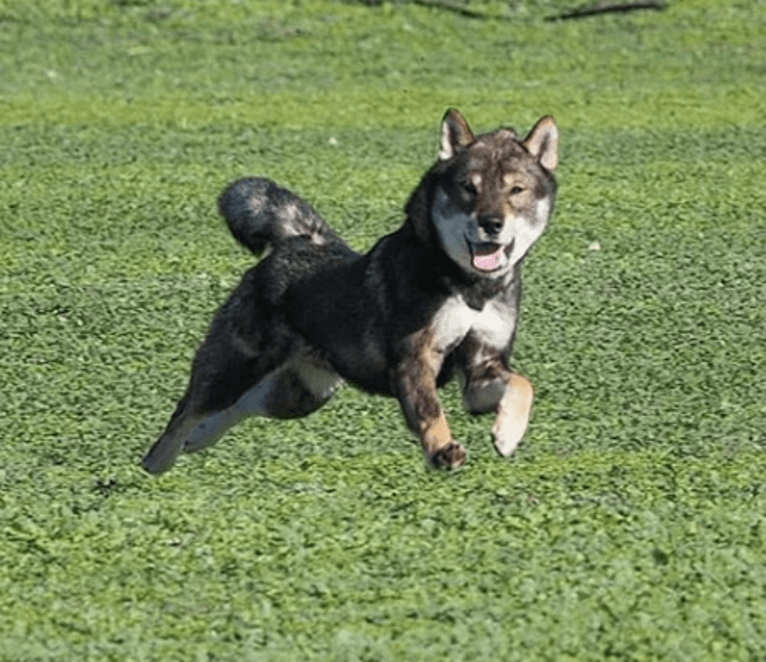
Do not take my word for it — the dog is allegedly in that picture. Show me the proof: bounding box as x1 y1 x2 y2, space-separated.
142 109 558 474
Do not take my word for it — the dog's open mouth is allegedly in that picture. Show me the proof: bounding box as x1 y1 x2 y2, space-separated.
469 240 513 272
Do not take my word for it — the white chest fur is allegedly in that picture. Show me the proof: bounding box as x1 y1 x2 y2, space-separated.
430 295 516 353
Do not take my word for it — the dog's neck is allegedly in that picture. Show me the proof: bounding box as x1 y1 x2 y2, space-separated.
400 217 519 310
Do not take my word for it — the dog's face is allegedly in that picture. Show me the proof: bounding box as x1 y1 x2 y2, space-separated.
431 110 558 278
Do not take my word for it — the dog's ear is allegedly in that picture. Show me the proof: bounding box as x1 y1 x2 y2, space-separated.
523 116 558 172
440 109 476 161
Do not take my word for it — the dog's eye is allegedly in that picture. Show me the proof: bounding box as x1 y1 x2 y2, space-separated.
509 186 525 196
462 182 478 196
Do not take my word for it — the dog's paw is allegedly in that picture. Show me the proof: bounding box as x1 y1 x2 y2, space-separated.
429 441 467 469
493 374 533 457
493 417 525 457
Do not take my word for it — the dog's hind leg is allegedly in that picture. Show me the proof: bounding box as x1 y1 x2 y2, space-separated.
141 391 205 475
143 342 342 473
183 356 342 454
142 317 288 474
142 370 254 474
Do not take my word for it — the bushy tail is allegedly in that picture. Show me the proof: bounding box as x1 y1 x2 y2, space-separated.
218 177 341 255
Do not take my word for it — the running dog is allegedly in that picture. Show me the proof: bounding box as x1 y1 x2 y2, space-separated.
142 109 558 473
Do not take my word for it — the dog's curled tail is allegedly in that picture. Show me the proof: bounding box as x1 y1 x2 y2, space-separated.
218 177 340 255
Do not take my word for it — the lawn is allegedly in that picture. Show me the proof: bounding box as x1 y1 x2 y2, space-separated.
1 0 765 659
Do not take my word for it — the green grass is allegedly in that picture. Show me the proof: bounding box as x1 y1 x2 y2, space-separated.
1 0 765 659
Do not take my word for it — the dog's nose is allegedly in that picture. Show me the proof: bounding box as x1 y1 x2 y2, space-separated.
478 215 503 235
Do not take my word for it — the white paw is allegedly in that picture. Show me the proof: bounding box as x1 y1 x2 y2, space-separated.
493 415 527 456
492 374 533 457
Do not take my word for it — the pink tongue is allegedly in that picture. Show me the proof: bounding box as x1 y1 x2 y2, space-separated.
473 247 503 271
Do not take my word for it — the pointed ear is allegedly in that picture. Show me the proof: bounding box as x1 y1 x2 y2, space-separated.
440 109 476 161
523 116 558 171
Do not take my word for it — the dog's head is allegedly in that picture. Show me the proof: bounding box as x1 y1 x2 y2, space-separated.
408 109 558 279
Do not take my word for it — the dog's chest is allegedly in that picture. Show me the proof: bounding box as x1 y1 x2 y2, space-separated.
430 295 515 352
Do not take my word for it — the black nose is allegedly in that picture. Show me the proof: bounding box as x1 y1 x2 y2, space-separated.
478 215 503 235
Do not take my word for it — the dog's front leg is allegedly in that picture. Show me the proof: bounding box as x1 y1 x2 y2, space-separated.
393 349 466 468
492 372 534 456
466 371 534 457
461 355 534 457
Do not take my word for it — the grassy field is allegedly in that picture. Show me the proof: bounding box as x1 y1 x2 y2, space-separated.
1 0 765 659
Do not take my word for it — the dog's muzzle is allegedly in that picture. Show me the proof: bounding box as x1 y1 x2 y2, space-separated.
468 238 515 272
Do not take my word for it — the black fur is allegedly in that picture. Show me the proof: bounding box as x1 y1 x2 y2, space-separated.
142 110 558 473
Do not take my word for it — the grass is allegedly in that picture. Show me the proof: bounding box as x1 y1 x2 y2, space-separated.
1 0 765 659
